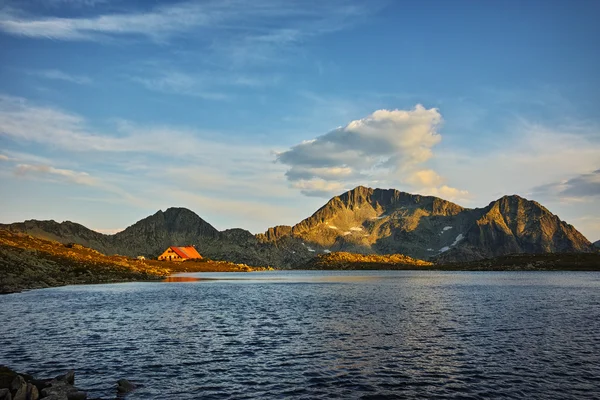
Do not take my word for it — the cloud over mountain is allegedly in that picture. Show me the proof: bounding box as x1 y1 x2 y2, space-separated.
534 169 600 199
277 105 467 199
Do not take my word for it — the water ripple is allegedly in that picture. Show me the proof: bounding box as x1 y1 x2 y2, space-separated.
1 271 600 399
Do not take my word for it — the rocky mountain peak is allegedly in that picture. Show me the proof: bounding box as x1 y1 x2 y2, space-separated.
257 225 293 242
489 194 547 212
481 194 559 232
295 187 464 233
118 207 219 239
434 194 595 262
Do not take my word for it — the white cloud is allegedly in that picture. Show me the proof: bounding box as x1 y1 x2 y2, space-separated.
278 106 442 171
0 2 208 41
130 69 279 99
131 71 229 100
0 94 236 154
285 166 354 181
406 169 443 187
0 0 382 75
420 185 471 202
277 105 467 198
43 0 111 7
14 163 97 185
533 169 600 199
0 1 374 46
291 179 347 197
0 150 60 166
30 69 92 85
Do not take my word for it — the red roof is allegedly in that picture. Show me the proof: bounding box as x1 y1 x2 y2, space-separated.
169 246 202 259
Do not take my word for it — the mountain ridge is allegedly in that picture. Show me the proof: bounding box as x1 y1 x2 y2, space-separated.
1 186 594 267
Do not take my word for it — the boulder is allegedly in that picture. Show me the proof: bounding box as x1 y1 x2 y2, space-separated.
28 383 39 400
29 379 49 394
10 376 26 400
0 388 11 400
41 380 78 400
54 371 75 385
116 379 136 393
14 383 38 400
0 366 18 389
67 392 87 400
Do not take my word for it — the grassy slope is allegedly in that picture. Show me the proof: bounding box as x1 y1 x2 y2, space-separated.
303 251 433 270
0 230 269 294
302 250 600 271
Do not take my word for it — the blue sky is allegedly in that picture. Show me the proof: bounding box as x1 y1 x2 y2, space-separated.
0 0 599 240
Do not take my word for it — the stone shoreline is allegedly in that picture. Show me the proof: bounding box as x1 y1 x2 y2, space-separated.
0 366 136 400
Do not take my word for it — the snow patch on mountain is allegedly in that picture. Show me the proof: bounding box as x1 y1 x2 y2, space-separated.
452 233 464 246
371 215 387 220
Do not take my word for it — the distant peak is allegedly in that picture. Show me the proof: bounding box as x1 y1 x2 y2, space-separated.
350 185 372 191
164 207 195 213
499 194 527 201
343 186 374 197
161 207 202 218
492 194 540 207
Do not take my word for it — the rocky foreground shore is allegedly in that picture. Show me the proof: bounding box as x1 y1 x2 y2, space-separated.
0 366 136 400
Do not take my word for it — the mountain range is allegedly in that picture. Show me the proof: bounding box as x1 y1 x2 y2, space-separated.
0 186 595 268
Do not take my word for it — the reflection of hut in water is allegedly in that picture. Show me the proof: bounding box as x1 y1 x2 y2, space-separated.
158 246 202 262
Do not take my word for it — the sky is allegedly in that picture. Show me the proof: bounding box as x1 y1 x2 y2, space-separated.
0 0 599 240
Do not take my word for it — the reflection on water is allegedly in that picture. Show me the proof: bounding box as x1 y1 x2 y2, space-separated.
162 276 202 282
1 270 600 399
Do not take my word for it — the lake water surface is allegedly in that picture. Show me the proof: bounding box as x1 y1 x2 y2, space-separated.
2 270 600 399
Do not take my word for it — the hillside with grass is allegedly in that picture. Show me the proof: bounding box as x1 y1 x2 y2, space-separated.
303 251 433 270
0 230 269 294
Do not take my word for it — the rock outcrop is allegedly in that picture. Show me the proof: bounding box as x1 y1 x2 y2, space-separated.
303 251 433 270
0 366 143 400
116 379 136 394
0 367 89 400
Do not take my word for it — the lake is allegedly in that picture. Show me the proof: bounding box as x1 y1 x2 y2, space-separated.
2 270 600 399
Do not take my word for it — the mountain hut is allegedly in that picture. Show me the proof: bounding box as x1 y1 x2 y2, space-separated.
158 246 202 261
